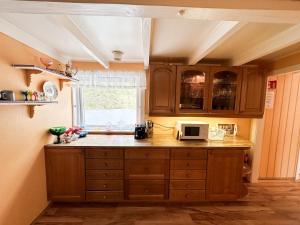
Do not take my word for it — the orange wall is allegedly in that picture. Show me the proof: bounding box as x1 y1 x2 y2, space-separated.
0 33 72 225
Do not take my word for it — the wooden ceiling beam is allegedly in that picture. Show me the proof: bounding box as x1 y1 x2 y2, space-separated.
231 24 300 66
51 15 109 68
2 1 300 24
20 0 300 11
141 18 151 69
188 21 245 65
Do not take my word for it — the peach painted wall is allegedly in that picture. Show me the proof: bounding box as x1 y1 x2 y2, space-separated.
75 62 252 139
0 33 72 225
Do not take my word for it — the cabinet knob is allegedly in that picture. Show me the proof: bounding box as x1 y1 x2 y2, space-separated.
186 162 190 167
104 152 108 156
105 162 109 167
186 153 191 157
103 184 107 188
145 153 150 157
185 173 190 178
103 195 107 199
185 194 190 199
104 173 109 177
185 184 190 188
144 189 149 193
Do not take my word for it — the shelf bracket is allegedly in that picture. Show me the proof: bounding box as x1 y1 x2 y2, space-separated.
28 105 35 118
24 70 42 87
59 79 72 91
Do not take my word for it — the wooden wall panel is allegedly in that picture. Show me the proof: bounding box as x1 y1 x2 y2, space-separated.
259 72 300 179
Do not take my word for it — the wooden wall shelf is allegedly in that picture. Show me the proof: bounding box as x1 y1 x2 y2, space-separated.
0 100 58 118
12 64 79 90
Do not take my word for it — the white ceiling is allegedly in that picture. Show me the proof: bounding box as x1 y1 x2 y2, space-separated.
1 4 300 68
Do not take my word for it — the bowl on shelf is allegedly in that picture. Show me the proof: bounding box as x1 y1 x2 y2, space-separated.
49 126 66 144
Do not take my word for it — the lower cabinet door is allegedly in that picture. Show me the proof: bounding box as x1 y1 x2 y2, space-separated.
45 148 85 201
206 149 244 201
126 180 168 200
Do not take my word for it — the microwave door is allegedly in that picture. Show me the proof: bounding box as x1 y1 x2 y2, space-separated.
183 126 201 139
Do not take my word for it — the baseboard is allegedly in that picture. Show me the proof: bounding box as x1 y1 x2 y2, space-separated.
30 201 52 225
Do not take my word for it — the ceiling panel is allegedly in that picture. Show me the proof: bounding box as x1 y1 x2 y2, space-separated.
70 15 144 62
205 23 293 60
151 18 219 58
2 13 91 61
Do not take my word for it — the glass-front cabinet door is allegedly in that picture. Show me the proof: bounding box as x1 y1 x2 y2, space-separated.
176 66 210 113
209 67 242 113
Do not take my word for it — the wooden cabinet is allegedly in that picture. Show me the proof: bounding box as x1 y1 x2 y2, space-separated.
239 67 267 117
169 148 207 201
125 148 169 200
206 149 245 201
45 148 85 201
176 65 210 114
149 64 266 118
45 147 248 202
149 65 176 115
209 67 242 114
85 148 124 201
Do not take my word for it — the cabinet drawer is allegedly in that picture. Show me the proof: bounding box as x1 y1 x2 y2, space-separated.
86 170 123 180
170 170 206 179
170 160 207 170
127 180 167 200
86 180 123 191
171 149 207 159
86 191 124 201
170 180 206 190
125 149 169 159
125 159 169 179
86 159 123 170
85 149 123 159
170 190 205 201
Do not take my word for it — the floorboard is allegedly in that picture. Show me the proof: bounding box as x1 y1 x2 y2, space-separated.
33 181 300 225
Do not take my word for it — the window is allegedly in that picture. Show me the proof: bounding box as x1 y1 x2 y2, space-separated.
73 70 146 132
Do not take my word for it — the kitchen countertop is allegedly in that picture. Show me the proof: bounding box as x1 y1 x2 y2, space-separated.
45 134 252 149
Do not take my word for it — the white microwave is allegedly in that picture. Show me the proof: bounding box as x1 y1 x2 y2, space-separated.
174 121 209 140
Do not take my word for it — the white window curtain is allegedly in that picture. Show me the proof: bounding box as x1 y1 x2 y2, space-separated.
72 70 146 129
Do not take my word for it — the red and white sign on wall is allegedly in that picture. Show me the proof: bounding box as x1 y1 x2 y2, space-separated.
265 80 277 109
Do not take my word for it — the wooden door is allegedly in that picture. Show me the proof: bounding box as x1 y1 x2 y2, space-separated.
206 149 244 201
176 65 210 114
259 72 300 179
208 66 242 115
239 67 267 117
149 64 176 115
45 148 85 201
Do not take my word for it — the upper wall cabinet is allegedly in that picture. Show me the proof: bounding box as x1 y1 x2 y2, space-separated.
149 64 267 118
149 65 176 115
209 67 242 114
239 67 266 117
176 65 210 114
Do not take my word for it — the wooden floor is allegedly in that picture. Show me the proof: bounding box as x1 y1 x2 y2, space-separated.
33 181 300 225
